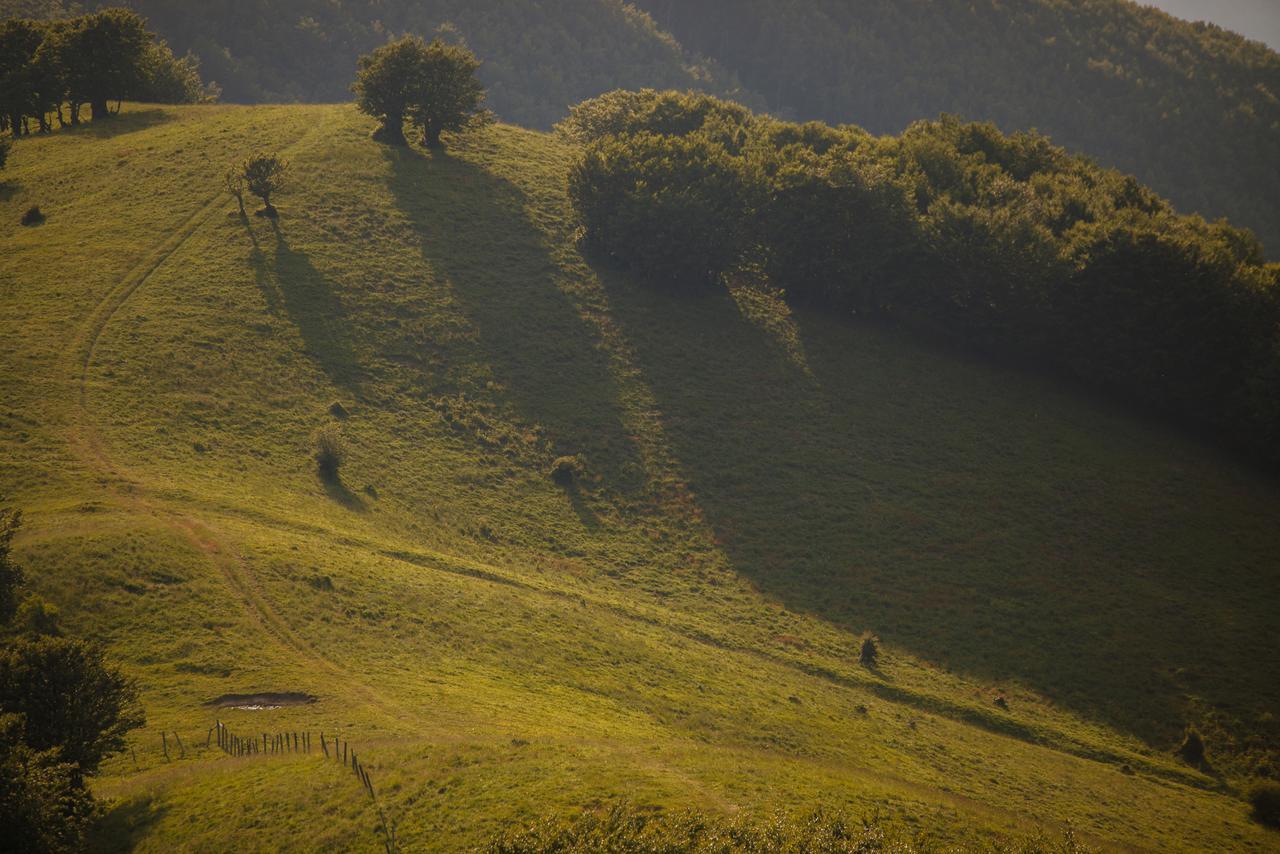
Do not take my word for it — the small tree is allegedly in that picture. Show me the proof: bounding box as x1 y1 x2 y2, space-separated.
314 425 346 481
0 635 144 779
239 153 288 217
224 166 246 216
859 635 879 667
0 138 9 171
1176 726 1207 767
353 35 429 145
409 38 490 149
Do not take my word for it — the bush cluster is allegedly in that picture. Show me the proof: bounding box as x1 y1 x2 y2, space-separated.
0 9 214 137
566 90 1280 468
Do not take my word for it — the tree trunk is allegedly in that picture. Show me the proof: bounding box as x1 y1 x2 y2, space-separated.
373 114 406 145
9 114 20 139
90 98 111 121
69 103 81 125
424 122 443 149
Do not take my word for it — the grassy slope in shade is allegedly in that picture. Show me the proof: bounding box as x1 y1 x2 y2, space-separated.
1 104 1279 851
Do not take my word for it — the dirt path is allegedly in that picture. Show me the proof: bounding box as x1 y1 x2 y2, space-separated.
57 118 400 722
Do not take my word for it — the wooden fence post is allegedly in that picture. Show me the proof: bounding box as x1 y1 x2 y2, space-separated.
320 732 328 757
174 732 185 758
162 732 169 760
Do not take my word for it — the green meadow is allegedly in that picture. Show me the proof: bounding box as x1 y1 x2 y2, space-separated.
2 103 1278 851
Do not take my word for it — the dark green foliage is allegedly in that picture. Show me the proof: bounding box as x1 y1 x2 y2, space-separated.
757 138 917 312
0 136 9 167
20 204 44 225
0 635 144 775
1248 781 1280 828
0 714 96 854
407 37 489 148
0 510 22 625
549 455 584 487
56 8 152 120
0 511 142 850
314 424 346 481
557 88 755 151
135 38 215 104
1177 726 1207 767
353 35 431 145
859 636 879 667
569 129 753 289
23 1 751 129
634 0 1280 254
0 8 210 136
238 152 287 216
566 91 1280 468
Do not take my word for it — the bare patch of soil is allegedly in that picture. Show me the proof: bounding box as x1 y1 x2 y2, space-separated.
205 692 317 711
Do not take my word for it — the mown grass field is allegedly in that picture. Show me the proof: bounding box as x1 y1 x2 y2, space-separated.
1 103 1278 851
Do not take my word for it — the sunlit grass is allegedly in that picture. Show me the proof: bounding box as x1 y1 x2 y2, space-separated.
1 103 1277 851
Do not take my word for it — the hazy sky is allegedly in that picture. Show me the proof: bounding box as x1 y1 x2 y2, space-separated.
1142 1 1280 50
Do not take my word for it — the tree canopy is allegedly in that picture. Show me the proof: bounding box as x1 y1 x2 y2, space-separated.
0 7 213 136
566 91 1280 469
353 35 489 148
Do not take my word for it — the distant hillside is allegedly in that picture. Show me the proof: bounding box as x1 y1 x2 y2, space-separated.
634 0 1280 253
0 0 756 127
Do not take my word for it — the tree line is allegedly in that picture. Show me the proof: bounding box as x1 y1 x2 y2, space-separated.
0 6 214 137
632 0 1280 255
564 90 1280 468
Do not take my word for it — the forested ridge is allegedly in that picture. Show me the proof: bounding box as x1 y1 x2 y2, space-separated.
9 0 1274 254
635 0 1280 253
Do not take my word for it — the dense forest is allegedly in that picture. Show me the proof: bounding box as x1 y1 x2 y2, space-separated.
12 0 1272 255
563 90 1280 469
635 0 1280 254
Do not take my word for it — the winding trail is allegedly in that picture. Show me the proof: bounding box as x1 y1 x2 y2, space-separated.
58 120 399 722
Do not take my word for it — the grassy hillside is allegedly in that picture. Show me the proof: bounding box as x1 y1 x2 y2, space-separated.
1 104 1279 851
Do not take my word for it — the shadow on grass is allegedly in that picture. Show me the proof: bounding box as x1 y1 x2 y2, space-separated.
247 223 362 391
383 145 643 492
59 108 173 140
0 181 20 203
321 471 368 512
596 269 1280 757
91 792 169 852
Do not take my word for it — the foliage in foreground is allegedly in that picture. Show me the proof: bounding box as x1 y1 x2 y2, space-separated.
0 511 144 853
487 803 1093 853
565 89 1280 469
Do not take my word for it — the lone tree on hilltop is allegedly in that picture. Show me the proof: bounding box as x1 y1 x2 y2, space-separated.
353 35 428 145
352 35 490 149
238 152 288 218
411 37 489 148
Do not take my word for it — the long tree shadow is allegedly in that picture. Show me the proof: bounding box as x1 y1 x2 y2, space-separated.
597 271 1280 757
248 224 362 391
383 146 642 492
